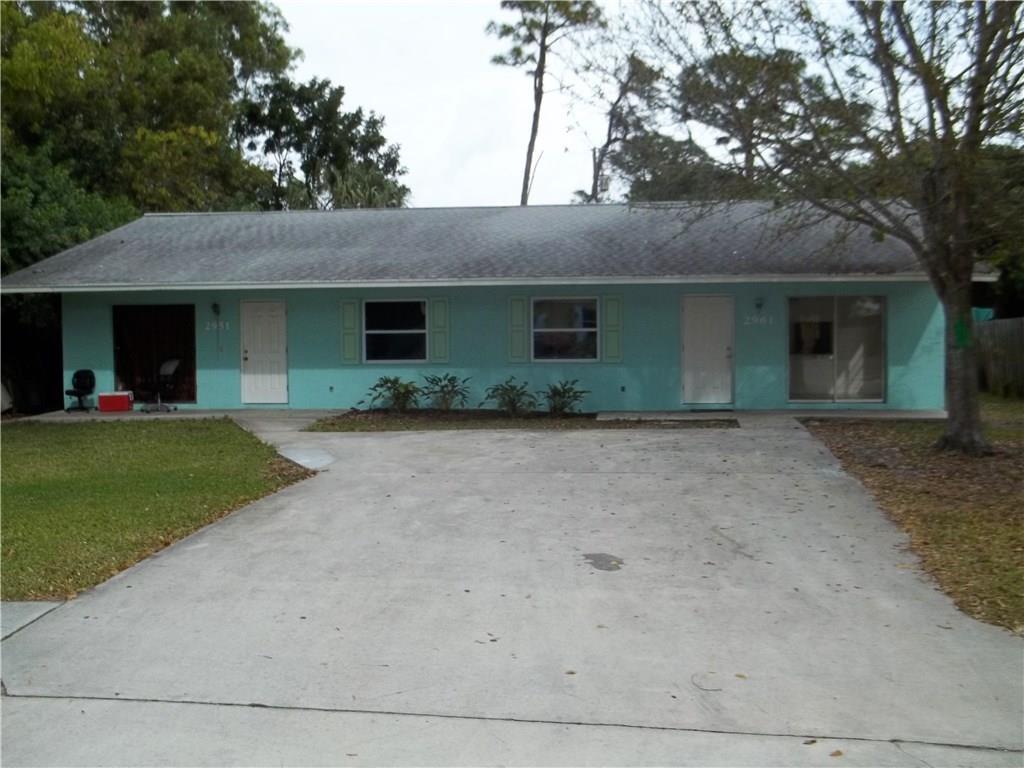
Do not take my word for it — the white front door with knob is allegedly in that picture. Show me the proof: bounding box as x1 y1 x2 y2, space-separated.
681 295 734 405
241 301 288 404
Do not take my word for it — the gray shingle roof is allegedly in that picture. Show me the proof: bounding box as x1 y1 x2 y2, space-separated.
1 202 926 292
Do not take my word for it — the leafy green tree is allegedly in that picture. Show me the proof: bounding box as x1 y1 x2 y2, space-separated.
3 0 409 223
238 77 408 209
676 50 805 182
0 3 98 142
618 0 1023 454
2 1 295 201
488 1 604 205
0 137 135 275
74 0 293 104
329 161 410 209
119 127 275 212
609 130 757 201
971 146 1024 318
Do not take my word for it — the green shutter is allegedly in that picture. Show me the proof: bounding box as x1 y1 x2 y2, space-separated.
603 295 623 362
509 296 529 362
340 300 360 363
429 297 449 362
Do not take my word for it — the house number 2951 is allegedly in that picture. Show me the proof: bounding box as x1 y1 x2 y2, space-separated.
205 320 230 331
743 315 774 326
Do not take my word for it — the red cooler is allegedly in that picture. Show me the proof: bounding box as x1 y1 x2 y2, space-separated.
98 391 134 412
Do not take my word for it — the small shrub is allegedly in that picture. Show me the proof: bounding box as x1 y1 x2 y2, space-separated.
541 379 589 415
422 373 471 411
481 376 538 416
364 376 420 413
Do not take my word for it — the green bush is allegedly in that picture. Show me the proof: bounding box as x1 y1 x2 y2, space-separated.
541 379 589 415
481 376 537 416
422 373 471 411
363 376 420 413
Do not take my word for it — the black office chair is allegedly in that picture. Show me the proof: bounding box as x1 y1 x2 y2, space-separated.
142 359 180 413
65 369 96 412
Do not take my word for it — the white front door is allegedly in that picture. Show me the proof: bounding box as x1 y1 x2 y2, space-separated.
241 301 288 404
682 295 734 405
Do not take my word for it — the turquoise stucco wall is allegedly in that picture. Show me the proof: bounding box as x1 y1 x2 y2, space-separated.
61 282 945 411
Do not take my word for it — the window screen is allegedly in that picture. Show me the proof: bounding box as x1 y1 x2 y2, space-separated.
532 298 598 360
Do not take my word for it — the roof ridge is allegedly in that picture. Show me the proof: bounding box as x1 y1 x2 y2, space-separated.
138 201 737 217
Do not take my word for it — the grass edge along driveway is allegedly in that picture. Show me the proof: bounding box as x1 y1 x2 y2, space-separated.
1 418 311 600
805 394 1023 634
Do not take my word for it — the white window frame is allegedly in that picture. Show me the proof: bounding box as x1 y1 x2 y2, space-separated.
530 296 600 363
363 298 429 363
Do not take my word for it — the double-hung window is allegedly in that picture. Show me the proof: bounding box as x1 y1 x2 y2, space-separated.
531 298 599 361
364 300 427 362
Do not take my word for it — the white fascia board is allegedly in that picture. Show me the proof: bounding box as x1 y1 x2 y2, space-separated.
0 273 947 294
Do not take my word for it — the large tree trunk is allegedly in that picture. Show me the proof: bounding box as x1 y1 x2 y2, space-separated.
587 144 611 203
936 284 990 455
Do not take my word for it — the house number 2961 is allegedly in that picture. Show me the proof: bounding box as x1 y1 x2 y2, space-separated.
743 315 774 326
205 320 230 331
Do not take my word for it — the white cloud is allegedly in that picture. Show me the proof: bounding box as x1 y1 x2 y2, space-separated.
277 0 608 207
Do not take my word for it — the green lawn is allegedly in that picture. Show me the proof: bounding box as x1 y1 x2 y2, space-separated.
1 419 310 600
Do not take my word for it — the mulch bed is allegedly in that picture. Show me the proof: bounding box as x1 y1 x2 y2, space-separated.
307 409 739 432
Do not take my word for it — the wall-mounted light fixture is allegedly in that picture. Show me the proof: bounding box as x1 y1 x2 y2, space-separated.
212 302 221 316
754 296 765 312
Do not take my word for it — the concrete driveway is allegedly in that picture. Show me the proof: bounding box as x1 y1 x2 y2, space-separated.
2 416 1021 766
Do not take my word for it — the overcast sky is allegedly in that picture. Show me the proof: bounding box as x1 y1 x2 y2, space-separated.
277 1 609 208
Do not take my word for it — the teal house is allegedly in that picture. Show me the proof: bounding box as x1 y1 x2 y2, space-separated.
2 203 948 413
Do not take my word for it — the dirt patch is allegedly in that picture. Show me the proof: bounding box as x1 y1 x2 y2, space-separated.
805 402 1023 634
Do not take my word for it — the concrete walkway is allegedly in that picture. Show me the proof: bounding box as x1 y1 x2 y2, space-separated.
0 602 61 640
2 416 1021 766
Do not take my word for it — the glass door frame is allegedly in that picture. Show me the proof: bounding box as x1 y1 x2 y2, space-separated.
786 295 887 404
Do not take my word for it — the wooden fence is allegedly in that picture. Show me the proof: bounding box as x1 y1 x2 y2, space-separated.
976 317 1024 398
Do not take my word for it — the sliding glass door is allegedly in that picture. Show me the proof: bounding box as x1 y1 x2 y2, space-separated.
789 296 885 402
789 297 835 399
835 297 885 400
113 305 197 403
